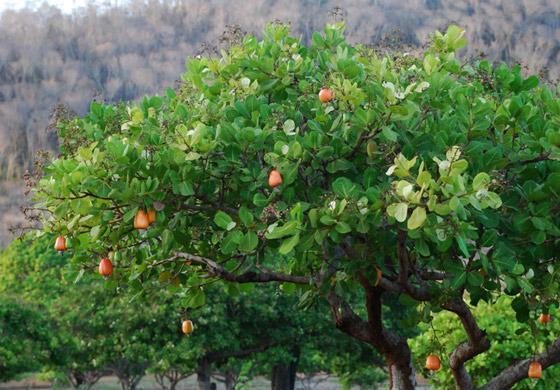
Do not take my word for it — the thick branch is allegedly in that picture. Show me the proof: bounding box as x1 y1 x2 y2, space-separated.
340 240 431 301
442 298 490 390
484 337 560 390
397 230 409 284
358 275 414 356
358 275 416 390
377 275 432 301
414 267 447 281
326 289 374 345
172 251 311 284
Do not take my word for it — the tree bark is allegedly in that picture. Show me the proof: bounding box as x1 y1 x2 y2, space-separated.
67 371 101 390
197 357 212 390
387 359 416 390
442 298 490 390
224 370 235 390
327 286 416 390
271 363 296 390
119 377 130 390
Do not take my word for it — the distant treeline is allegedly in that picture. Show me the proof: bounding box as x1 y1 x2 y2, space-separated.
1 0 560 179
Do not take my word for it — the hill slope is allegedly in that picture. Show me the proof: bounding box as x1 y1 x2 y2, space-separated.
0 0 559 245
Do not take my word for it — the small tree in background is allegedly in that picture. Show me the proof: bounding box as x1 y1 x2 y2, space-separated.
31 22 560 389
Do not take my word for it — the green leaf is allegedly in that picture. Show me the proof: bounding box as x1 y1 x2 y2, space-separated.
189 288 206 308
485 191 502 209
467 272 484 287
456 235 470 257
518 278 533 294
445 25 468 50
214 211 236 231
162 229 174 254
472 172 490 191
74 269 85 284
265 221 299 240
278 233 300 255
407 207 426 230
511 297 530 322
90 225 101 239
335 221 352 234
394 203 408 222
381 127 398 142
221 230 242 254
239 206 254 227
308 209 318 228
451 272 466 290
522 75 539 90
123 206 139 223
238 232 259 253
174 181 195 196
253 193 268 207
332 177 358 198
283 119 296 135
415 239 430 257
531 230 546 245
417 171 432 186
320 215 336 225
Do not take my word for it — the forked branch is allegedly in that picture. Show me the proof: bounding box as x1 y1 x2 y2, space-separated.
442 298 490 390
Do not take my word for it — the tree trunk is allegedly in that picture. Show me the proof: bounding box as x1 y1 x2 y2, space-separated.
387 358 416 390
154 374 167 390
197 357 212 390
67 372 83 389
117 375 142 390
130 375 142 390
271 347 299 390
271 365 291 390
119 377 130 390
224 370 235 390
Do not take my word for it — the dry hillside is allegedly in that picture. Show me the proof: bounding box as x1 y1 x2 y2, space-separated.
0 0 559 245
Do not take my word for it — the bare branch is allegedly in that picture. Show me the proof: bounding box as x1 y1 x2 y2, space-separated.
172 251 311 284
504 152 551 169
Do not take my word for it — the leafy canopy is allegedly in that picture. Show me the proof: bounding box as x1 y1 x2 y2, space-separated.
34 22 560 325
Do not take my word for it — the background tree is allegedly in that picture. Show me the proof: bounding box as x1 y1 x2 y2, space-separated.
32 22 560 389
1 235 387 389
0 297 58 382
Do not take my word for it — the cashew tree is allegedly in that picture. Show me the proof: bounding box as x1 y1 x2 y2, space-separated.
32 23 560 389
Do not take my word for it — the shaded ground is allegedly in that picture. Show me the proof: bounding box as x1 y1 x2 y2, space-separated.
0 374 431 389
1 375 350 390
